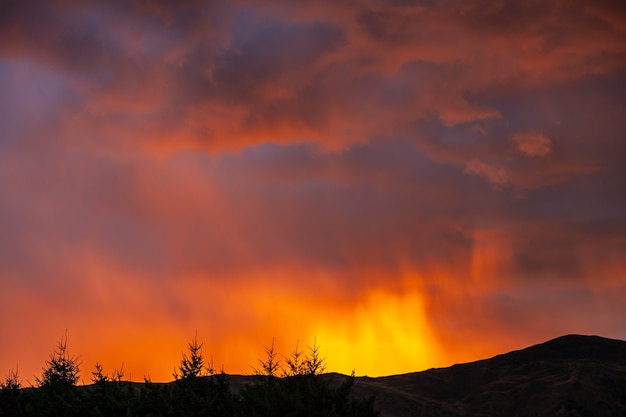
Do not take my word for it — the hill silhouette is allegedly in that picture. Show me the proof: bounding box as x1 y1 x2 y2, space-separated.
345 334 626 417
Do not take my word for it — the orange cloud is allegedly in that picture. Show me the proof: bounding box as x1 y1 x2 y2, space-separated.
513 132 552 157
4 0 625 154
465 159 509 186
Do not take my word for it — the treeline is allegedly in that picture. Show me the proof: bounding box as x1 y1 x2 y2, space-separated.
0 334 379 417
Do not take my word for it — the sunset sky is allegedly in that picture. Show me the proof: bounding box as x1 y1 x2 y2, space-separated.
1 0 626 384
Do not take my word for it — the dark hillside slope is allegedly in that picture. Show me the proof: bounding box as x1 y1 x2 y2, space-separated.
349 334 626 417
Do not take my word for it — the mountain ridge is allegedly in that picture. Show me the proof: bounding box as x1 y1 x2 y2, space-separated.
345 334 626 417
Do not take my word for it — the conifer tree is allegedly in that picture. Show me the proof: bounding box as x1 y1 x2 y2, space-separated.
241 339 379 417
174 333 208 380
0 367 21 390
0 367 23 417
284 340 306 377
36 331 80 388
91 363 109 384
254 338 281 377
304 338 326 376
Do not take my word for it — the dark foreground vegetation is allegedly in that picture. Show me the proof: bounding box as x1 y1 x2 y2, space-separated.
0 335 378 417
3 334 626 416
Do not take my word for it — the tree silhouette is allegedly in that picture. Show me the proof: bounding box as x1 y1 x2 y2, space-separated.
174 333 211 380
253 338 282 377
36 332 80 388
284 340 306 377
304 338 326 376
0 367 24 417
242 340 378 417
19 333 88 417
91 363 108 384
0 367 20 391
88 363 133 417
91 362 125 384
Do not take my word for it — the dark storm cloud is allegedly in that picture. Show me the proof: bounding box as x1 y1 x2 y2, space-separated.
0 1 114 73
0 0 623 282
2 0 624 152
214 19 346 91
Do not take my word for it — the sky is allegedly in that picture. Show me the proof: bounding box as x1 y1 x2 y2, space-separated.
1 0 625 384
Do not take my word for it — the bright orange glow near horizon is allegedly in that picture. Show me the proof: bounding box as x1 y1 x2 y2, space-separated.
4 260 617 383
1 0 626 386
1 284 451 383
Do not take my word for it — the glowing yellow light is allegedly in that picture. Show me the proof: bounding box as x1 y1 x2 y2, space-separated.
313 289 439 376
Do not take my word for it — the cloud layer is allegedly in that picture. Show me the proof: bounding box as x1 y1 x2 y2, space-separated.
1 0 625 382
